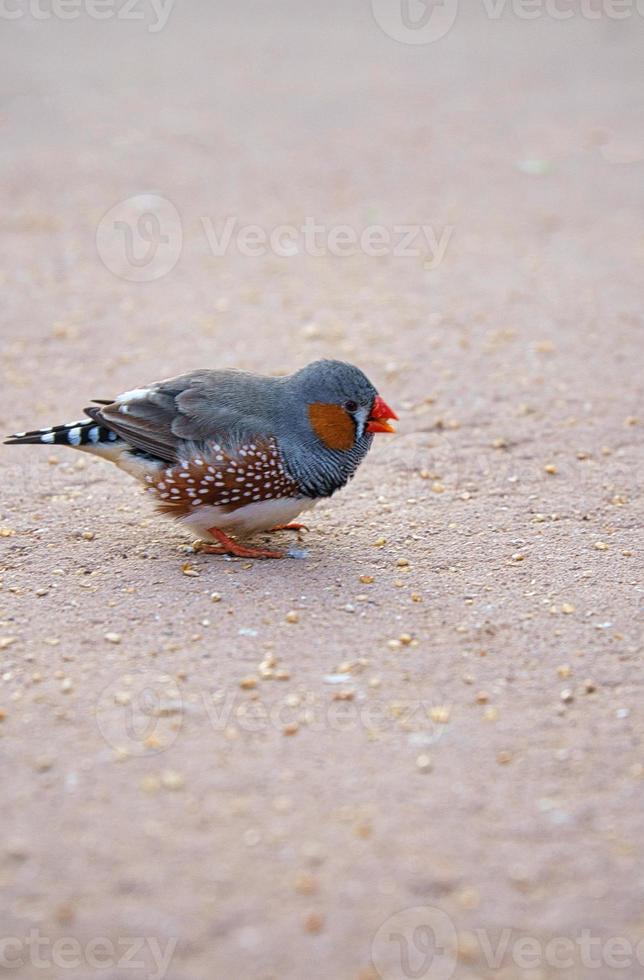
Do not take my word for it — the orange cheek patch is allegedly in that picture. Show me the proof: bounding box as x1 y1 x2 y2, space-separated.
308 403 355 451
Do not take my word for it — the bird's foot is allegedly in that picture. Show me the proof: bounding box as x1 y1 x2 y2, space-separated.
192 542 227 555
268 522 309 533
199 528 285 560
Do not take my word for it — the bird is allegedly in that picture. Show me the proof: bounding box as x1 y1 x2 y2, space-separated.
5 359 397 559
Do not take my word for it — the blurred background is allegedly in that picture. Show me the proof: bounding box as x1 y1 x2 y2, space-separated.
0 3 642 979
2 0 642 405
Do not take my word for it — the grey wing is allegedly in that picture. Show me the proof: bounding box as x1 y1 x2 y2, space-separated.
84 369 269 463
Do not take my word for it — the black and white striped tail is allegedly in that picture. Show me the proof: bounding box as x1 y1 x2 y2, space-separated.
4 418 119 448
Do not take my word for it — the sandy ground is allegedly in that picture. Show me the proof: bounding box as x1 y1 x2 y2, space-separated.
1 3 643 979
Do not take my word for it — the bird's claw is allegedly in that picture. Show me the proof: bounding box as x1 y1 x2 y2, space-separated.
199 529 285 559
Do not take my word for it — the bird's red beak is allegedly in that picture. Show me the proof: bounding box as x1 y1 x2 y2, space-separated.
366 394 398 434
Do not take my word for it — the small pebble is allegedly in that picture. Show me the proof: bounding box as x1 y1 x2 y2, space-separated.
430 706 450 723
54 903 75 925
160 770 184 790
458 887 481 910
302 912 325 934
332 690 355 701
294 872 318 895
287 547 309 560
104 632 121 645
140 775 161 793
285 610 300 624
416 754 432 773
239 676 258 690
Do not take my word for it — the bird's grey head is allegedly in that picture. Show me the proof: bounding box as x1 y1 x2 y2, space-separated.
276 359 396 498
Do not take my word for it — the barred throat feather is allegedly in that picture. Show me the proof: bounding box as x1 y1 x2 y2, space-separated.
282 433 374 498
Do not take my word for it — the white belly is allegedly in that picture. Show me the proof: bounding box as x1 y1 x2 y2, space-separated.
178 496 318 540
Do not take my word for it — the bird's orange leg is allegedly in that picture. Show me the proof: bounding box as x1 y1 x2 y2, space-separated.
192 543 227 555
199 527 285 560
268 522 309 532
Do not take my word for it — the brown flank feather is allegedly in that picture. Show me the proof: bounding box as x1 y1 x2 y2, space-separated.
146 439 299 518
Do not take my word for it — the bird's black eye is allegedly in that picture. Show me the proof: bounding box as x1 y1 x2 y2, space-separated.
344 399 358 414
